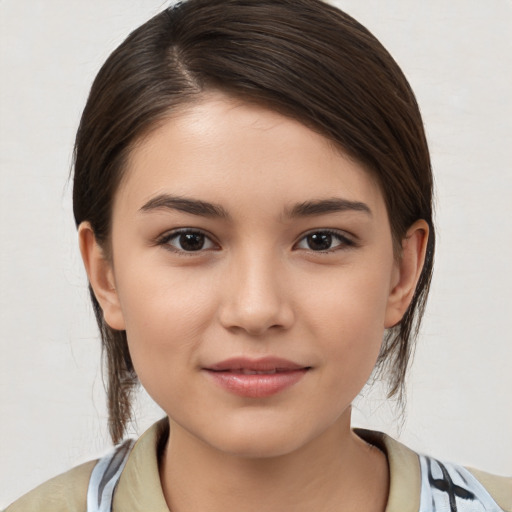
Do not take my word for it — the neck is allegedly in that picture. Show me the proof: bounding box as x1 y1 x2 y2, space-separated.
159 411 389 512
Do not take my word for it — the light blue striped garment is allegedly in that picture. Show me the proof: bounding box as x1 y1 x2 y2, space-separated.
419 455 504 511
86 440 134 512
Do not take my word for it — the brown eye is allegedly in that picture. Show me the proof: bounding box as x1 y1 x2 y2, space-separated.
306 233 333 251
161 230 216 252
178 232 206 251
295 230 353 252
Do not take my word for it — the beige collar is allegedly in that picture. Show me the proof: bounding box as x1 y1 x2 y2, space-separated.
114 419 170 511
114 419 421 512
355 429 421 512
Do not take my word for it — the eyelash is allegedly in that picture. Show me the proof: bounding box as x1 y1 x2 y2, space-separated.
295 229 356 253
155 228 356 255
155 229 219 256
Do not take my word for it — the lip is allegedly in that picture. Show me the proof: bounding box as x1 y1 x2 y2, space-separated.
203 357 310 398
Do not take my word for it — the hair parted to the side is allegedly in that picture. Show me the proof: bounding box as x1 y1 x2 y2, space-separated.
73 0 435 444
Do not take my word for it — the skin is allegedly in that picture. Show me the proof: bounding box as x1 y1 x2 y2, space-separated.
80 92 428 512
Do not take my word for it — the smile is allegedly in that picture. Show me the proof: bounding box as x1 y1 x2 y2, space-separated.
232 369 280 375
203 357 311 398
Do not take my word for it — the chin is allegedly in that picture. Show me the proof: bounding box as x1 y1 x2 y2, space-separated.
198 411 340 460
213 429 309 460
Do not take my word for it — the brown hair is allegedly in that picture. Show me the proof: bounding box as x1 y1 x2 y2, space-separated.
73 0 435 444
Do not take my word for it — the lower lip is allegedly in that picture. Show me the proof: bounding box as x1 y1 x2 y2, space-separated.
204 369 309 398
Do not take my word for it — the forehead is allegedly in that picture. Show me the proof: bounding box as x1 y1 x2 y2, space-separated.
116 92 386 220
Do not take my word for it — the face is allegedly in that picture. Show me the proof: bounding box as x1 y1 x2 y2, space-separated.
91 93 411 458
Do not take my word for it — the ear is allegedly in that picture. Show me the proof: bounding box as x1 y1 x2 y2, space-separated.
385 220 429 328
78 222 126 331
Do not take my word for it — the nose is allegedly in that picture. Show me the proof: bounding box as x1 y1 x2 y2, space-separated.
218 250 295 336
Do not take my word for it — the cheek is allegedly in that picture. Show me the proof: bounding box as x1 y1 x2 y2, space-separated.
114 263 219 381
302 263 392 333
298 261 393 375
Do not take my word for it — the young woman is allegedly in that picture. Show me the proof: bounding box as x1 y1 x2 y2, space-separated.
5 1 511 511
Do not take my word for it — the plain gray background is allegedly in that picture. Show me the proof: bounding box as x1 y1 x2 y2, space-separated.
1 0 511 506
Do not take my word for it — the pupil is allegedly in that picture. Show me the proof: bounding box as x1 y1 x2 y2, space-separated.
180 232 204 251
308 233 332 251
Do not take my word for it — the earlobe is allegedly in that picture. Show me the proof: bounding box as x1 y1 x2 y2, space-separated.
384 220 429 328
78 222 126 331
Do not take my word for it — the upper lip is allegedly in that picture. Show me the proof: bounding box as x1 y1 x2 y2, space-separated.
205 357 309 372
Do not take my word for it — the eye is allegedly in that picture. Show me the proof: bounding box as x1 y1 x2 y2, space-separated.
158 229 217 253
295 230 354 252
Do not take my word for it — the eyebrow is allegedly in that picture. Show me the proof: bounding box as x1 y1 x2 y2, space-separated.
140 194 229 218
284 198 372 218
139 194 372 219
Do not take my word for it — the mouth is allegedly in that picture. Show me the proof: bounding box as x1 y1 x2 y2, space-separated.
206 356 309 372
203 357 311 398
219 368 292 375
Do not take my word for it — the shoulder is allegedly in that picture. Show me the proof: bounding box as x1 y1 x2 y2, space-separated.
418 454 512 512
355 429 512 512
463 466 512 511
4 460 97 512
4 420 167 512
398 440 512 512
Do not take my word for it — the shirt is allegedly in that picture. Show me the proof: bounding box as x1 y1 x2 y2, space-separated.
5 419 512 512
